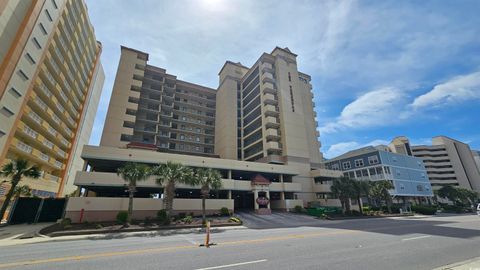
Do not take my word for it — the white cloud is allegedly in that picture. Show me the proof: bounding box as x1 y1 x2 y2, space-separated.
411 71 480 109
323 139 390 159
319 87 406 134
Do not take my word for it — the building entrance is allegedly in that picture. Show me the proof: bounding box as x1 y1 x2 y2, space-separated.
232 191 254 210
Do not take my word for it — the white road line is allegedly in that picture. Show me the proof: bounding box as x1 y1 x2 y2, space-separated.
179 235 198 245
195 259 268 270
402 235 431 241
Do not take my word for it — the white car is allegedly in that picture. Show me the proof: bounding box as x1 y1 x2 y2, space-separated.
477 203 480 215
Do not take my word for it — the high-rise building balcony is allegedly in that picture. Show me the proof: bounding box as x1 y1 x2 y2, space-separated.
265 129 281 141
262 73 275 84
263 85 277 95
263 93 278 105
264 104 279 117
265 116 280 129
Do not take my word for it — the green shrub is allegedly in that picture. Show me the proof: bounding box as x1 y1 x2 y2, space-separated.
441 205 468 213
144 216 153 226
220 207 230 216
157 209 170 225
116 211 129 224
294 205 304 213
176 212 186 220
182 215 193 224
95 224 103 229
60 218 72 228
362 206 370 213
412 205 437 215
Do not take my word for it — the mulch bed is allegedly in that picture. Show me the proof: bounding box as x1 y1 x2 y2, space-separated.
322 213 415 220
40 217 241 237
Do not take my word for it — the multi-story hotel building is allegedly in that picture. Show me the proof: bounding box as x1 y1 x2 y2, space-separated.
100 47 216 156
65 46 336 219
0 0 104 201
389 136 480 191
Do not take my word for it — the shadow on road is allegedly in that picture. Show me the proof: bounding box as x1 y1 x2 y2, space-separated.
236 211 480 239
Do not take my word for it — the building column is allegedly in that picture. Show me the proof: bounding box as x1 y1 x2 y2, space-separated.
279 174 284 183
254 189 259 210
280 191 285 200
228 190 232 199
228 170 232 179
266 190 271 209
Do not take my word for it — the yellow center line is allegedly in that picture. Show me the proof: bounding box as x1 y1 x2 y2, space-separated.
0 229 359 268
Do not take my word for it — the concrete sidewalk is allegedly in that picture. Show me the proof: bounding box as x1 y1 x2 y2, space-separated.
0 223 53 240
434 257 480 270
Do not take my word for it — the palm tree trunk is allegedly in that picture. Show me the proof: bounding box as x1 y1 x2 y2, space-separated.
386 197 392 213
164 182 175 217
0 178 20 222
128 187 134 224
357 196 363 215
202 196 206 226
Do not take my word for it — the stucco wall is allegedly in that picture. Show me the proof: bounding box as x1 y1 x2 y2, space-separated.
65 197 234 222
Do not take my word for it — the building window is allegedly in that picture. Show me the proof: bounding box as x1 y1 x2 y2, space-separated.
18 70 29 81
354 159 364 167
180 134 185 140
392 156 397 162
9 87 22 98
400 184 405 190
39 23 48 35
384 166 391 174
179 144 184 150
0 130 6 137
421 173 426 179
33 37 42 49
289 85 295 112
368 155 379 165
342 161 351 170
120 134 132 141
45 9 53 22
25 53 36 64
195 137 200 142
195 146 200 151
288 72 291 82
416 185 424 192
331 163 339 170
1 107 15 117
51 0 58 9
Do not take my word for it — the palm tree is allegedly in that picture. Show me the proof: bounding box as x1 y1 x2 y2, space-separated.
330 177 355 214
13 185 32 198
152 161 195 217
193 168 222 225
352 180 371 215
0 159 41 221
117 162 152 224
370 180 394 213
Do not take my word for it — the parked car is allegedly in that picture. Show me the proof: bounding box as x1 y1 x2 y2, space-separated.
477 203 480 216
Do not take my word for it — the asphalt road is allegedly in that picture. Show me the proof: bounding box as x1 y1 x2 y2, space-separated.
1 213 479 270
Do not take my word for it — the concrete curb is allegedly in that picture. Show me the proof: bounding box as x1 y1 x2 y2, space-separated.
46 222 243 237
432 256 480 270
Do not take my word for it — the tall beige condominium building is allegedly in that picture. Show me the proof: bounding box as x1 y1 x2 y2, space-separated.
390 136 480 191
0 0 105 198
100 46 323 202
216 47 322 164
100 46 216 156
216 47 323 201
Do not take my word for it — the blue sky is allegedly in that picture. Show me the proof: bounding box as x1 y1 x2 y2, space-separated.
85 0 480 159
